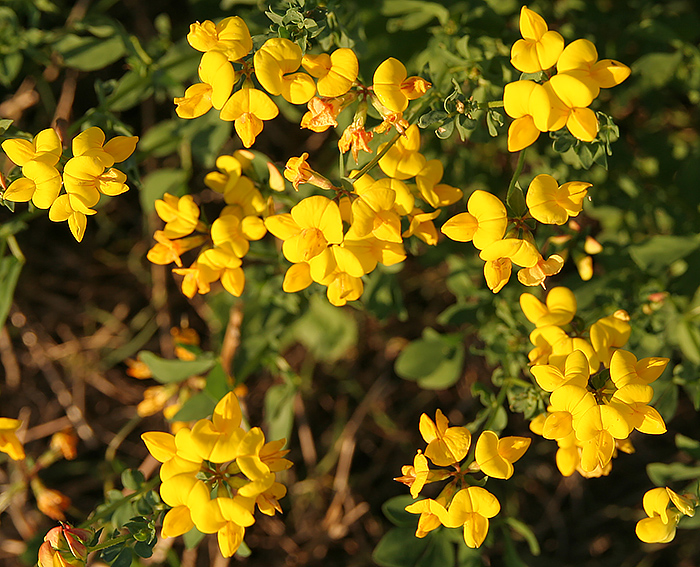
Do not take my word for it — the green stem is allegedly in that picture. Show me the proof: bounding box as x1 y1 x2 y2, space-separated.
478 100 504 110
87 533 133 554
349 90 439 182
506 149 527 202
78 477 159 530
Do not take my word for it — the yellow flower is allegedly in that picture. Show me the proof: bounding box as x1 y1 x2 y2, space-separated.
609 349 669 389
307 245 365 306
405 497 451 538
62 155 129 212
2 127 62 167
475 430 530 479
0 417 25 460
2 159 62 209
418 409 471 467
264 195 344 263
510 6 564 73
154 193 206 239
342 234 406 274
520 286 577 327
211 207 266 258
526 174 590 225
220 87 279 148
187 17 252 61
147 231 206 267
440 190 507 250
575 404 632 472
403 208 441 245
541 384 596 441
557 39 631 95
483 258 512 293
589 310 631 367
71 126 138 168
445 487 500 548
253 38 315 104
377 124 426 180
372 57 431 113
350 184 403 244
414 159 463 208
198 247 247 297
48 194 97 242
547 74 599 142
531 350 590 393
302 48 359 97
635 487 683 544
479 238 540 269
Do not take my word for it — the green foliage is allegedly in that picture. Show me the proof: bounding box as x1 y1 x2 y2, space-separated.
394 328 465 389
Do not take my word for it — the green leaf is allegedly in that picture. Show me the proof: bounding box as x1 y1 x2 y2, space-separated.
104 70 154 112
416 534 454 567
363 267 407 322
0 51 22 86
674 319 700 365
138 351 216 384
121 469 145 491
205 362 231 401
0 246 23 329
647 462 700 486
264 382 296 444
418 110 449 129
675 433 700 460
139 168 189 213
54 34 126 71
110 547 133 567
394 329 465 390
383 0 450 31
486 109 504 137
138 120 182 158
506 183 527 218
504 517 540 556
629 234 700 273
133 540 154 558
435 119 455 139
372 526 430 567
382 495 419 527
633 50 683 89
290 295 357 363
170 392 217 422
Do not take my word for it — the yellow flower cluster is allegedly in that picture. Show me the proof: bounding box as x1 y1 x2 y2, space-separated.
142 391 291 558
147 151 269 299
504 6 630 151
523 287 669 477
441 174 590 292
267 124 460 306
636 487 697 544
396 410 530 548
177 17 431 151
1 127 137 241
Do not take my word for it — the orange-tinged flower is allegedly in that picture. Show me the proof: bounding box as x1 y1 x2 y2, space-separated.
254 38 315 104
302 48 359 97
339 120 374 164
510 6 564 73
517 253 565 287
220 87 279 148
284 152 333 191
301 96 346 132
